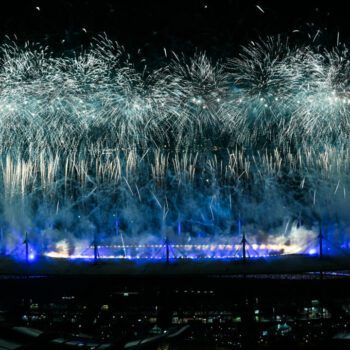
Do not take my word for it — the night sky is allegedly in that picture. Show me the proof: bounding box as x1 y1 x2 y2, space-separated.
0 0 348 56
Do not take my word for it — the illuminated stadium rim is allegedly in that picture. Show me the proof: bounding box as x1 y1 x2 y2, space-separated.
43 243 306 260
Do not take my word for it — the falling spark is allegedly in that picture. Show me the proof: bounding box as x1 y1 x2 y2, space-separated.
312 30 320 42
256 4 265 13
334 180 340 195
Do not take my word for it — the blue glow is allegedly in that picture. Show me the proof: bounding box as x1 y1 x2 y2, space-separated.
308 249 317 255
28 253 35 261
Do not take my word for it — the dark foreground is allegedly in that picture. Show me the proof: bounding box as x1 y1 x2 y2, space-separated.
1 267 350 349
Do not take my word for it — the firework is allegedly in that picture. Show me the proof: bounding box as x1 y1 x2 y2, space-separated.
0 35 349 259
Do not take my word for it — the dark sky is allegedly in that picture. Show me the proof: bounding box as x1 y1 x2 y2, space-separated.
0 0 349 55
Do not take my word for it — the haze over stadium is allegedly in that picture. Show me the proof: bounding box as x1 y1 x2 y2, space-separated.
0 35 349 261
